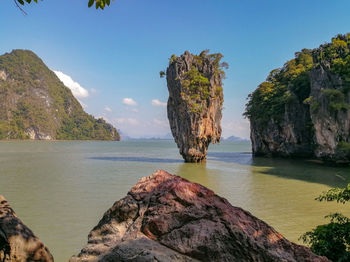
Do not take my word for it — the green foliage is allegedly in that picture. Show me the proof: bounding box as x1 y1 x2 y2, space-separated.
301 213 350 262
338 142 350 156
322 89 349 113
168 50 227 113
301 184 350 261
159 71 165 78
244 49 312 123
245 34 350 125
317 184 350 204
15 0 114 10
169 54 177 64
0 49 119 141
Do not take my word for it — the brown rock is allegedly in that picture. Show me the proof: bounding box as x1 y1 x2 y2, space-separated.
0 195 54 262
71 170 329 262
166 51 224 162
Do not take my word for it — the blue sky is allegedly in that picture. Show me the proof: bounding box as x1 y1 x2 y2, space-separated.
1 0 350 138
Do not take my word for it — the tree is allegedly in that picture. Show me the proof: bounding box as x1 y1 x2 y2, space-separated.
14 0 114 12
301 184 350 261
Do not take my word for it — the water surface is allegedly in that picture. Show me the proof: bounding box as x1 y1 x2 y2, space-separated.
0 140 349 261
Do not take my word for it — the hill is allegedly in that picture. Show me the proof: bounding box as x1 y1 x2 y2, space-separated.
0 49 119 140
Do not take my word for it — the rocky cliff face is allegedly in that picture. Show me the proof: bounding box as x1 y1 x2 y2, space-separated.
309 65 350 162
0 195 54 262
166 51 224 162
0 50 120 141
71 170 328 262
246 34 350 164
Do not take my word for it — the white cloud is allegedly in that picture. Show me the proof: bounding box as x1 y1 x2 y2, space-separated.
123 98 137 106
54 71 89 98
104 106 112 112
78 100 88 109
151 99 167 107
114 118 140 126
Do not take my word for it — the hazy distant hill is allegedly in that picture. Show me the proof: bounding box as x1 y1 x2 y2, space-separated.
0 49 119 140
120 132 174 141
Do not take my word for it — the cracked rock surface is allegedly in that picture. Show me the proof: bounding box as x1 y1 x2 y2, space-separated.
70 170 328 262
166 51 223 162
0 195 54 262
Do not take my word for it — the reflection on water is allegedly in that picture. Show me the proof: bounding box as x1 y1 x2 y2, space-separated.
251 156 350 188
0 140 349 261
175 162 220 194
207 152 253 165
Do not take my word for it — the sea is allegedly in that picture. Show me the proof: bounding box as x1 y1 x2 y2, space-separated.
0 140 349 261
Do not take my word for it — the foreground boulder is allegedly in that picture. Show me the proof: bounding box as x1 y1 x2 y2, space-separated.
165 51 225 162
0 195 54 262
71 170 328 262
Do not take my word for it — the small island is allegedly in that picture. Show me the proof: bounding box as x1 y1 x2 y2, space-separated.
164 50 227 162
245 34 350 164
0 50 119 141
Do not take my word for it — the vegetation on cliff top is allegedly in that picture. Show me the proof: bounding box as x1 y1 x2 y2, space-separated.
0 49 120 140
15 0 113 10
244 33 350 124
161 50 227 113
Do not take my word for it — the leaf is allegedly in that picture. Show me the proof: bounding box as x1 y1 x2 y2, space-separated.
17 0 25 5
88 0 94 7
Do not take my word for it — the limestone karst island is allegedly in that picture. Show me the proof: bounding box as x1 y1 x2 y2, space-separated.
1 1 350 262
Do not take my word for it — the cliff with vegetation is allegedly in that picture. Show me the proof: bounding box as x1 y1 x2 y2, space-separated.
165 50 226 162
0 50 120 140
245 34 350 164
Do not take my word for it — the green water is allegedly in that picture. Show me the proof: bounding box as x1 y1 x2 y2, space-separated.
0 140 349 261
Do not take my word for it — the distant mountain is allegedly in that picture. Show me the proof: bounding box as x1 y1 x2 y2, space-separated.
0 49 120 140
224 136 249 142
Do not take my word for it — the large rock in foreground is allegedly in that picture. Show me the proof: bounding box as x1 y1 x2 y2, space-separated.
71 170 328 262
0 195 54 262
166 51 225 162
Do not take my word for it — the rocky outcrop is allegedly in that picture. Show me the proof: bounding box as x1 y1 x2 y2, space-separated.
166 51 224 162
250 99 314 158
250 64 350 163
0 195 54 262
309 65 350 162
247 35 350 164
71 170 328 262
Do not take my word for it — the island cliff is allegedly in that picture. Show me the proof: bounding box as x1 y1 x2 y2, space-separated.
0 50 120 141
245 34 350 164
165 51 226 162
70 170 328 262
0 195 54 262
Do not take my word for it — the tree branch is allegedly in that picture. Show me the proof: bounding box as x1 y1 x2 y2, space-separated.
13 0 27 15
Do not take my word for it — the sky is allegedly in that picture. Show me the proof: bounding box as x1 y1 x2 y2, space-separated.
1 0 350 138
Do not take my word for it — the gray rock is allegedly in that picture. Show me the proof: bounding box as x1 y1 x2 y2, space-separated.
0 195 54 262
166 51 224 162
250 63 350 164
